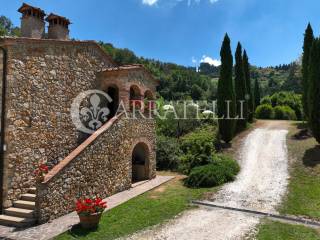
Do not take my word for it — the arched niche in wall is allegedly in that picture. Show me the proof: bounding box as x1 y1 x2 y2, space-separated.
129 85 142 100
131 142 150 183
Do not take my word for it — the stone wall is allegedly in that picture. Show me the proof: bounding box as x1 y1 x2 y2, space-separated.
0 39 115 207
36 113 156 223
0 49 3 116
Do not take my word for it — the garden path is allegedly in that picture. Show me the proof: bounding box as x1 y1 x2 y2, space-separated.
126 121 290 240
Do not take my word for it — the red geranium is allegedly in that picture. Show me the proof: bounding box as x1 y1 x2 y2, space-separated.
34 162 49 179
76 197 107 216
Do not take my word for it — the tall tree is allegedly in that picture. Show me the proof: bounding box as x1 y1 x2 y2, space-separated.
254 78 261 109
234 42 247 131
0 16 20 37
302 23 314 119
308 38 320 143
217 34 236 143
243 50 254 122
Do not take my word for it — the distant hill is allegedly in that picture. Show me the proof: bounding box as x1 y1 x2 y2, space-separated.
251 63 302 96
101 42 302 100
100 42 216 101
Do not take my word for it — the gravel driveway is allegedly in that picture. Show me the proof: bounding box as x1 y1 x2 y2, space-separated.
125 121 289 240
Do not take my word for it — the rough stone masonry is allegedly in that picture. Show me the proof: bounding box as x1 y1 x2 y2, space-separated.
0 3 157 223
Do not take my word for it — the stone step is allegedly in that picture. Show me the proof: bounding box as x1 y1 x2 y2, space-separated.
14 200 35 210
28 187 36 194
0 214 35 227
21 193 36 201
4 207 34 218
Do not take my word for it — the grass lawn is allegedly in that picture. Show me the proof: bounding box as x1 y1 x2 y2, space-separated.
256 219 320 240
56 172 218 240
280 122 320 219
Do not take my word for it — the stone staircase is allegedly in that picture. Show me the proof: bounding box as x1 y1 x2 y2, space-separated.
0 187 36 227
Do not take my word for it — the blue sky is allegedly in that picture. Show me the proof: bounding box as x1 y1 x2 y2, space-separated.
2 0 320 67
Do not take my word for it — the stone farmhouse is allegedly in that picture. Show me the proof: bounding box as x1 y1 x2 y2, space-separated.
0 3 157 226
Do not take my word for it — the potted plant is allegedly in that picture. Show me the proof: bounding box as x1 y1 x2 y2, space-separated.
34 162 49 182
76 197 107 229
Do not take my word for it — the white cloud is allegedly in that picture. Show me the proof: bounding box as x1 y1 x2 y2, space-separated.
200 55 221 66
143 0 219 7
188 0 219 6
142 0 158 6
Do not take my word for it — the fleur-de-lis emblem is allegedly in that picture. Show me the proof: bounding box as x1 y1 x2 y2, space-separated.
80 93 110 131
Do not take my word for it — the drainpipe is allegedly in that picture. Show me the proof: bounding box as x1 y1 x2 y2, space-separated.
0 46 7 214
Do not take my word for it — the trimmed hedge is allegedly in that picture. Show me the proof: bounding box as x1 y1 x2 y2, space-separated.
274 105 297 120
255 104 297 120
184 154 240 188
255 104 274 119
261 91 302 120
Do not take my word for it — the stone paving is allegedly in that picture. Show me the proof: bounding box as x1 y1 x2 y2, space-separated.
0 176 174 240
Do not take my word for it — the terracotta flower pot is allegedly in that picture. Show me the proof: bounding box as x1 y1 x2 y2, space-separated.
78 212 102 229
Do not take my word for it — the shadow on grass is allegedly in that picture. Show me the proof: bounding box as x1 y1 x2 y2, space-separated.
292 129 313 140
67 223 99 238
303 145 320 167
291 122 313 140
295 122 308 130
216 142 232 151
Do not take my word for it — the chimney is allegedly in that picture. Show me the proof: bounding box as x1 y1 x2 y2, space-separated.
46 14 71 40
18 3 46 38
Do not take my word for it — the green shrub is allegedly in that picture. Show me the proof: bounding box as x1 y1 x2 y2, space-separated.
179 126 218 174
184 154 240 188
156 135 181 170
274 105 297 120
255 104 274 119
267 91 302 120
261 96 272 105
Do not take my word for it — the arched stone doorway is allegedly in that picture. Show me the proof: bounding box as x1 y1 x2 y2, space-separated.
132 142 149 183
106 85 119 120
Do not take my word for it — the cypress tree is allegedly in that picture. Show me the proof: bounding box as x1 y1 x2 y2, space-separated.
254 78 261 110
302 23 314 120
234 42 247 131
243 50 254 122
217 34 236 143
308 38 320 143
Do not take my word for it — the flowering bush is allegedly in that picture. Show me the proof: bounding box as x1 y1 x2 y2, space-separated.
76 197 107 216
34 163 49 180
